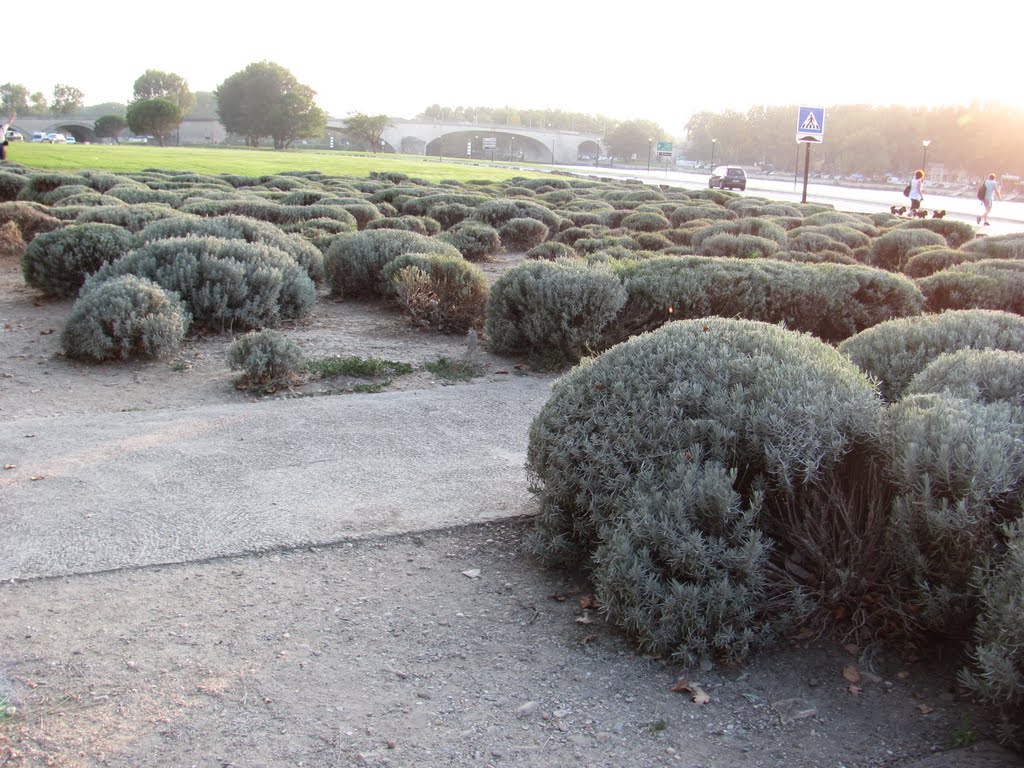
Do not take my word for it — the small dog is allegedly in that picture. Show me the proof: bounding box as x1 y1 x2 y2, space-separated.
891 205 907 216
912 209 929 219
931 210 946 219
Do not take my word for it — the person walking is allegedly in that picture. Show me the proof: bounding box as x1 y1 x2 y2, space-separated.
978 173 1002 226
908 169 925 215
0 109 15 162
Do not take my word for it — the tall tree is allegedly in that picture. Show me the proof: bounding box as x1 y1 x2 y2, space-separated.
605 119 666 162
1 83 29 113
126 98 182 147
94 114 129 144
132 70 196 114
215 61 327 149
341 113 391 152
29 92 47 113
51 84 84 114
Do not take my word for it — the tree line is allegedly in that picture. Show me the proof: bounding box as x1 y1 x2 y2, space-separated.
684 104 1023 179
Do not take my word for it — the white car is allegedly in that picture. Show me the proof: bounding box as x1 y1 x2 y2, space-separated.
65 135 76 145
31 132 46 142
44 133 66 144
5 130 23 142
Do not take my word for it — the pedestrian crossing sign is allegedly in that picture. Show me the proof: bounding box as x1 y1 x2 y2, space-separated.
796 106 825 143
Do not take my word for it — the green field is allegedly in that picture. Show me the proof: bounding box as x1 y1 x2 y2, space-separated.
5 143 552 183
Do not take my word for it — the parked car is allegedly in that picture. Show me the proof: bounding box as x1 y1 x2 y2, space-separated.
31 132 46 142
708 165 747 191
64 135 76 145
5 130 23 142
44 133 66 144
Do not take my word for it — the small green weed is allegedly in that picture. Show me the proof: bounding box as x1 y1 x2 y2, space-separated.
304 355 413 379
0 693 15 720
949 723 976 748
424 357 481 383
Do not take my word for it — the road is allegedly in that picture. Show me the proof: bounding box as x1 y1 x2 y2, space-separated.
550 164 1024 237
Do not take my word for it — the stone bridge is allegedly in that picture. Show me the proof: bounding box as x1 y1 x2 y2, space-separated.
328 118 604 164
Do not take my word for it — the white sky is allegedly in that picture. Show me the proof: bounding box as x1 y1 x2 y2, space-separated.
9 0 1019 135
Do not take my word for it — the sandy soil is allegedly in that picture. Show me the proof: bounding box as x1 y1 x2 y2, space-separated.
0 247 1013 767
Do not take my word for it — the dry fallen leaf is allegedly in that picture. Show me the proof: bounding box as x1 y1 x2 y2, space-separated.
671 678 710 704
3 464 15 470
896 671 911 681
847 685 863 696
579 595 598 610
842 664 861 684
29 475 45 481
844 643 860 656
575 611 594 625
917 704 934 715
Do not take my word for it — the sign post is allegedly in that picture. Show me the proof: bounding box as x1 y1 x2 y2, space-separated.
795 106 825 204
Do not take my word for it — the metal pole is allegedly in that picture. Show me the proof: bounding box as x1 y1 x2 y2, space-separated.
711 138 716 169
801 142 811 204
794 143 800 190
647 139 652 172
551 138 555 165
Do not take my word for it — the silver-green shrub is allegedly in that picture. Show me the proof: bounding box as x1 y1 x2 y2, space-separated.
76 203 183 232
907 349 1024 407
916 260 1024 315
136 214 325 283
21 223 135 298
527 242 576 261
324 229 460 299
61 275 190 361
382 252 488 334
86 237 315 330
902 247 970 278
612 256 922 343
959 233 1024 261
526 319 881 661
838 310 1024 402
689 218 788 250
960 518 1024 745
179 199 358 230
882 394 1024 633
16 172 87 203
697 233 780 259
428 203 473 230
499 217 549 252
227 329 304 391
365 215 442 236
438 220 501 261
896 218 977 249
485 259 626 364
868 228 947 272
106 185 183 207
620 212 671 232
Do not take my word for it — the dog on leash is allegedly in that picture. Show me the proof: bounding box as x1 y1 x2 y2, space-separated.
931 210 946 219
890 205 907 216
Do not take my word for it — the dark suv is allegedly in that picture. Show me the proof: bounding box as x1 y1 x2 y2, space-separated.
708 166 747 191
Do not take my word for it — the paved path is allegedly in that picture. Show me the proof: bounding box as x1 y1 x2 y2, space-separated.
0 379 551 580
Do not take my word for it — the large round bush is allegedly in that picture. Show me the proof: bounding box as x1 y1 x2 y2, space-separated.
382 252 488 334
838 309 1024 402
61 275 190 361
907 349 1024 407
324 229 460 299
21 223 135 298
86 237 315 330
526 319 882 661
485 259 626 364
137 214 326 283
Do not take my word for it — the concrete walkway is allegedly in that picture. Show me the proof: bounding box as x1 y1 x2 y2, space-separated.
0 379 552 580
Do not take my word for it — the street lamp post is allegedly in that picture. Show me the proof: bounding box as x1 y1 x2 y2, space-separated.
922 139 931 173
711 137 716 168
647 138 653 172
509 136 515 162
551 138 555 165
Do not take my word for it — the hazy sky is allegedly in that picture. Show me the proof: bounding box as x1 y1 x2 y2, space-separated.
9 0 1018 135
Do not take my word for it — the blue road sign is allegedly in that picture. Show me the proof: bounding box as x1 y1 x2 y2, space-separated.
797 106 825 142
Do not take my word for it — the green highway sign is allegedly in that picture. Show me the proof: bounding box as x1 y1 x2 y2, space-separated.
656 141 673 158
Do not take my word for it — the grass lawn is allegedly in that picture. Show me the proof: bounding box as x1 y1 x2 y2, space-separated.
5 143 553 183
